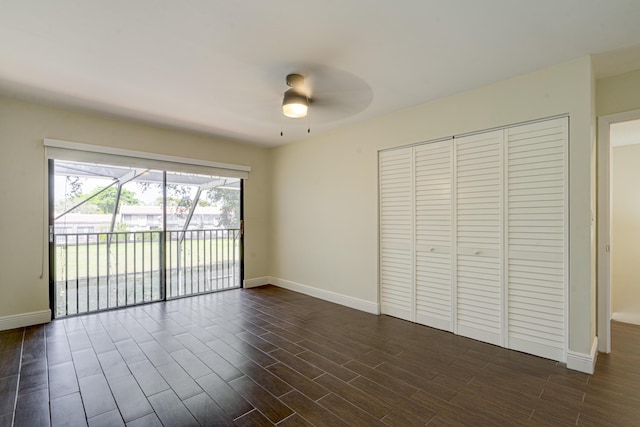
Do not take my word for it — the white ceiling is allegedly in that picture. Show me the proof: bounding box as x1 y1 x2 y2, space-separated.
2 1 640 147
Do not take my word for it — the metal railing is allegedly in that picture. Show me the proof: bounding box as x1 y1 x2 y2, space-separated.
166 229 241 298
53 229 241 317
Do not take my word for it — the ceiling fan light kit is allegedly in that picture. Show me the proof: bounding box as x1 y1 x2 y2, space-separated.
282 73 309 118
282 89 308 118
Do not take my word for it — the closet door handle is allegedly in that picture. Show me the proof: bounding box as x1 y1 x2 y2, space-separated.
473 249 480 255
429 247 435 252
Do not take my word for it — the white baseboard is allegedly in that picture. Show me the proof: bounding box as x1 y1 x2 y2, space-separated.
243 276 272 289
612 311 640 325
567 336 598 374
0 309 51 331
269 277 380 315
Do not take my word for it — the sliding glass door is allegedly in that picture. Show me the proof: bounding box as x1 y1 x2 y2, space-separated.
49 159 242 318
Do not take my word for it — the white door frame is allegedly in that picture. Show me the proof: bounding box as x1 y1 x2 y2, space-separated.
597 108 640 353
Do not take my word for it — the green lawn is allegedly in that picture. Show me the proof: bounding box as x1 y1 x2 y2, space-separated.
55 237 240 281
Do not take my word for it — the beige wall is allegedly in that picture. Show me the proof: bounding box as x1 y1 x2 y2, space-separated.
597 68 640 117
0 56 600 357
611 144 640 317
269 57 596 355
0 96 270 319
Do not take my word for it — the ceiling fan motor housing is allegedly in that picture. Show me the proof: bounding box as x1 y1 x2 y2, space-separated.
286 73 305 88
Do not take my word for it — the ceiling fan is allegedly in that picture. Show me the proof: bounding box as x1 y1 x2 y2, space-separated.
276 66 373 127
282 73 309 118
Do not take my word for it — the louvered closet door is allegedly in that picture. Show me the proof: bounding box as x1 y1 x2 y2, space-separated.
506 118 567 361
455 131 503 346
379 148 414 321
415 140 453 331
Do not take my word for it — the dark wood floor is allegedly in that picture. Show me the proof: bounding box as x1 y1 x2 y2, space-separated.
1 285 639 426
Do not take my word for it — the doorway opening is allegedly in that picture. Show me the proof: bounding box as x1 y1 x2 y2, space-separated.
49 159 243 318
597 109 640 353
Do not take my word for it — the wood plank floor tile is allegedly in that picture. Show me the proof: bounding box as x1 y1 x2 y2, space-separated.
349 376 436 422
21 346 45 375
127 360 170 397
156 361 204 400
233 409 275 427
206 339 249 365
196 372 253 419
0 329 23 353
171 348 212 379
279 390 349 427
0 374 18 417
147 389 199 427
150 331 184 353
182 392 234 426
87 409 125 427
0 413 13 426
96 350 130 380
276 413 313 427
527 410 578 427
119 318 153 345
21 329 45 364
67 330 93 353
182 325 217 344
448 391 532 426
4 286 640 426
0 349 21 378
77 373 117 419
236 360 293 397
72 348 102 379
13 388 50 427
315 372 392 419
174 333 210 355
124 413 162 427
49 361 79 399
260 325 306 344
269 348 324 379
107 374 154 422
18 369 48 396
232 318 269 336
138 341 173 368
296 350 358 382
236 331 279 353
266 363 329 401
411 389 507 427
229 340 276 367
259 332 305 355
345 360 417 397
296 338 352 365
318 392 388 426
101 321 133 344
87 332 117 355
229 375 293 423
50 392 88 427
197 350 243 382
115 339 147 365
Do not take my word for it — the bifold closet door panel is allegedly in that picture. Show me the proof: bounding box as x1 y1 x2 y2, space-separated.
415 140 453 331
506 118 567 361
455 131 503 346
379 148 414 321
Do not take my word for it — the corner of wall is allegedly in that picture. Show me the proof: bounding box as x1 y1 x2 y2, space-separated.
243 277 272 289
567 336 599 374
269 277 380 315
